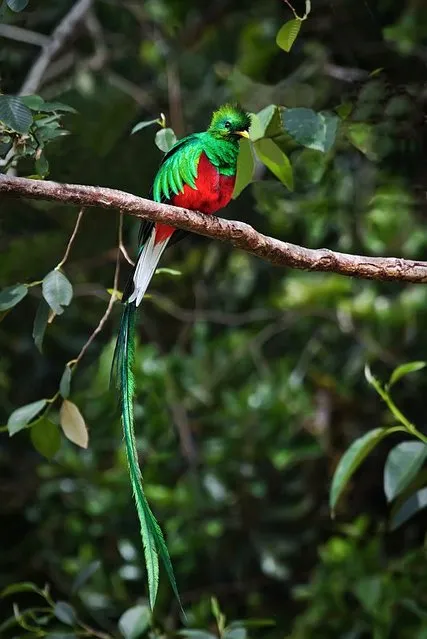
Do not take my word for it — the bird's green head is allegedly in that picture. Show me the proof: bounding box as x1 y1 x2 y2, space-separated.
208 104 251 142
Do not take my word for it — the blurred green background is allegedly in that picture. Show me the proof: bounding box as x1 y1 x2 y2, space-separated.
2 0 427 637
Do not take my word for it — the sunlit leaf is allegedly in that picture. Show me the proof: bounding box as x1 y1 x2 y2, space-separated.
255 138 294 190
131 119 159 135
155 127 177 152
42 270 73 315
20 95 45 110
118 604 151 639
60 400 88 448
8 399 47 436
389 361 426 388
155 268 182 276
330 428 395 514
0 95 32 133
6 0 29 11
384 441 427 502
233 138 254 198
276 19 301 52
30 418 61 459
0 284 28 311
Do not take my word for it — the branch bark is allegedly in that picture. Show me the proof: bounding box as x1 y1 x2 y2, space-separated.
1 174 427 284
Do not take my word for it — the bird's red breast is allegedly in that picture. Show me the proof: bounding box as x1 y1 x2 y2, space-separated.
154 152 235 244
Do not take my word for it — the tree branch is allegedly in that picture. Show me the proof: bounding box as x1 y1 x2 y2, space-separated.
1 174 427 284
19 0 93 96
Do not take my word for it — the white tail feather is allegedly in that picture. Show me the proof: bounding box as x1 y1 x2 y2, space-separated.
128 230 169 306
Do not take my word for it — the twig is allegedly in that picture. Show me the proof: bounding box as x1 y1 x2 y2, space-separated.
119 212 135 265
56 208 85 270
19 0 93 96
0 24 49 47
1 174 427 284
69 216 122 368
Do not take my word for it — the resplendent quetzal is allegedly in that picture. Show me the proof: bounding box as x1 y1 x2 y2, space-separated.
112 104 251 608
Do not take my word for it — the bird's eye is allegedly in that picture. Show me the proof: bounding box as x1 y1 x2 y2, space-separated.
224 121 231 129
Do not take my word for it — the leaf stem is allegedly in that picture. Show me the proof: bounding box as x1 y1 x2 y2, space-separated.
55 207 85 270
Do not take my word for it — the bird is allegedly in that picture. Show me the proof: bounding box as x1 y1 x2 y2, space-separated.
112 104 251 609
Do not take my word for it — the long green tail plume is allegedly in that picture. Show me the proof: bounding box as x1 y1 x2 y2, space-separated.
112 302 181 610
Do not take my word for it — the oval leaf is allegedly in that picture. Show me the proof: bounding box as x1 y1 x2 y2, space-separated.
276 19 301 52
330 428 394 513
60 400 88 448
390 487 427 530
59 365 72 399
389 361 426 387
30 418 61 459
7 0 29 10
0 284 28 311
35 153 49 177
255 139 294 191
384 441 427 502
155 128 177 153
282 107 339 153
118 605 151 639
0 95 32 133
53 601 76 626
233 138 254 198
20 95 45 110
8 399 47 436
42 270 73 315
131 119 159 135
33 298 50 353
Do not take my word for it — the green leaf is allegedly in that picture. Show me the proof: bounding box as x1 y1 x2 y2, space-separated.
6 0 29 12
131 119 159 135
384 442 427 502
336 102 353 119
155 127 177 152
224 630 246 639
276 19 302 52
118 604 151 639
251 105 282 140
390 487 427 530
389 361 426 387
60 400 88 448
35 153 49 177
0 284 28 311
211 596 221 620
39 101 77 113
232 137 254 198
59 365 72 398
1 582 43 597
42 270 73 315
353 576 383 614
255 138 294 191
346 122 377 160
330 428 395 513
155 268 182 277
32 298 50 353
8 399 47 436
179 632 217 639
0 95 32 133
53 601 76 626
282 108 339 152
71 560 101 593
30 418 61 459
20 95 45 110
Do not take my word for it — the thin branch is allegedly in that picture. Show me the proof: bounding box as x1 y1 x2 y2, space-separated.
0 24 49 47
69 216 122 368
56 207 85 270
1 174 427 284
19 0 93 96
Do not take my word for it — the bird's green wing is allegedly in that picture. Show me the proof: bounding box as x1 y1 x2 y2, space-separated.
152 133 204 203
